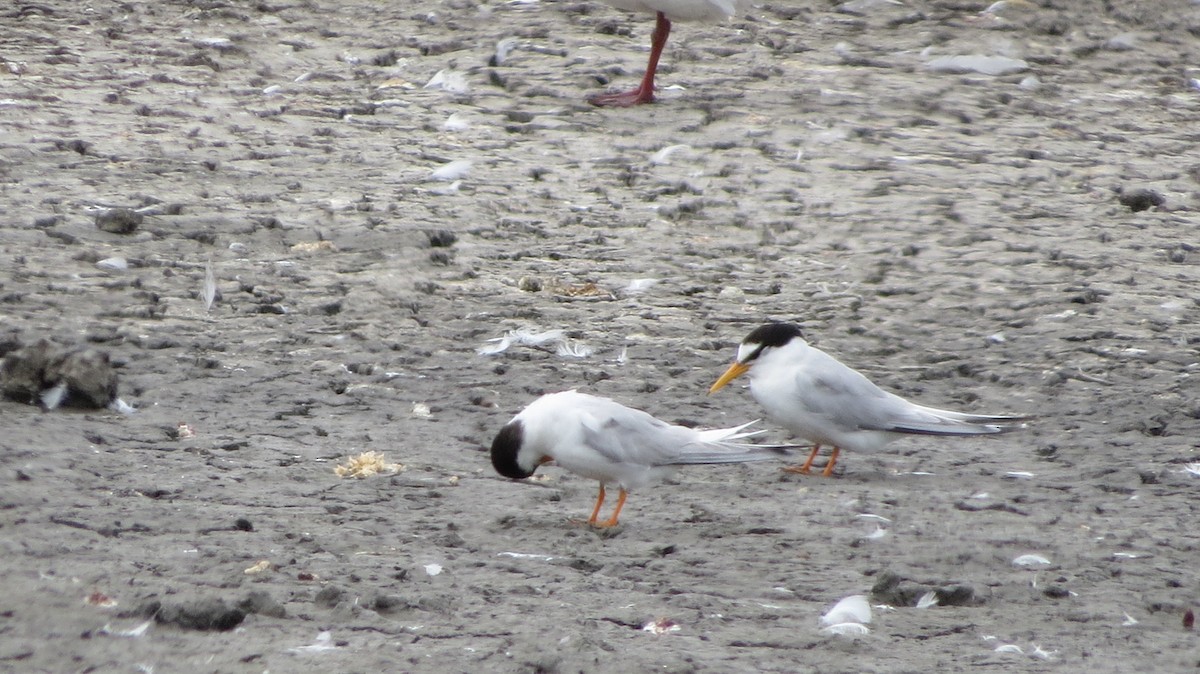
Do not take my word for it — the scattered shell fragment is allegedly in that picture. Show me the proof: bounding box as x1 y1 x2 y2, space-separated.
96 257 128 271
289 631 339 653
718 286 745 300
377 77 416 90
622 278 660 296
335 451 405 478
926 54 1030 75
860 525 887 541
442 113 470 131
412 402 433 419
244 560 272 575
497 552 555 561
424 69 469 94
424 563 443 576
546 280 613 298
427 180 461 196
291 240 336 254
202 257 217 311
491 37 519 66
195 37 234 50
641 617 681 635
837 0 901 14
430 159 472 181
98 620 152 638
86 591 119 608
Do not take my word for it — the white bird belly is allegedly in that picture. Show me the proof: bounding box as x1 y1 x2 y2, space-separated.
603 0 743 22
556 451 674 490
750 375 896 453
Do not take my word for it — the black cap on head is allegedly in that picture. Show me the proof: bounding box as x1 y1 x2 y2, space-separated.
491 420 534 479
745 322 804 349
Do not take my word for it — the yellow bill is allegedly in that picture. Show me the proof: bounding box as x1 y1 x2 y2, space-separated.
708 362 750 394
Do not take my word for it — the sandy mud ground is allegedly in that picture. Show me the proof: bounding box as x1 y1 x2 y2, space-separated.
1 0 1199 671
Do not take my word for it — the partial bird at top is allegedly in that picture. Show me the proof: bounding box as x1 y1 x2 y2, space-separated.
589 0 749 107
710 323 1030 476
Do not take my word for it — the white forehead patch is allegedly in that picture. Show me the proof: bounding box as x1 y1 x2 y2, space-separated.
736 342 759 363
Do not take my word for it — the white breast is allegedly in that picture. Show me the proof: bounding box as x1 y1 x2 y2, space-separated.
603 0 745 22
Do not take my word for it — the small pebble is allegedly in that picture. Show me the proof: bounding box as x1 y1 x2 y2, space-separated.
1117 188 1164 213
426 230 457 247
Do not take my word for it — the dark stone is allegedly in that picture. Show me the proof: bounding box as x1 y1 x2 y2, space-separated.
155 598 245 631
238 591 286 618
369 594 416 615
1117 188 1164 212
426 230 457 247
95 208 144 234
872 570 980 607
314 585 347 608
0 340 118 408
1043 585 1072 599
935 585 977 607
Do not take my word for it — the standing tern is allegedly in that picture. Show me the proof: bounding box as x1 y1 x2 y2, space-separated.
588 0 750 107
490 390 788 527
709 323 1028 476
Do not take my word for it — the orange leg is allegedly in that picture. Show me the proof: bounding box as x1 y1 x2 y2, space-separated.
588 12 671 107
782 445 821 474
595 488 628 528
821 447 841 477
586 484 607 525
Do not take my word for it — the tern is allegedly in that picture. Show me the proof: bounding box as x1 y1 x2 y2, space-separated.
490 390 788 526
709 323 1028 476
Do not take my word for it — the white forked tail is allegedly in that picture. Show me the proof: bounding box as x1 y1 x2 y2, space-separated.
676 420 797 465
695 419 765 444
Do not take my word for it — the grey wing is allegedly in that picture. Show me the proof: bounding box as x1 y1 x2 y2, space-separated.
797 352 1020 435
794 352 918 433
577 402 690 467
